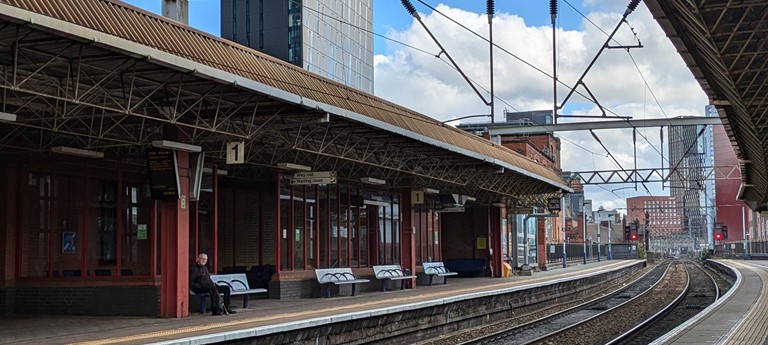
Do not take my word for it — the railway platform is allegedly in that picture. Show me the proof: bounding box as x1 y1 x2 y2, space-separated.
1 260 639 345
653 259 768 345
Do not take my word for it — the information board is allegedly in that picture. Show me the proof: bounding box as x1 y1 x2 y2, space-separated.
146 148 180 200
290 171 337 185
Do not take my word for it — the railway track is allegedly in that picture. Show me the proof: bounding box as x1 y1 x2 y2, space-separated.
607 261 719 345
457 260 675 345
454 260 721 345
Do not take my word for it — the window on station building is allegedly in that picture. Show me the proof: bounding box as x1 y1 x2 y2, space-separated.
278 177 400 270
18 167 152 279
414 200 440 265
123 184 152 276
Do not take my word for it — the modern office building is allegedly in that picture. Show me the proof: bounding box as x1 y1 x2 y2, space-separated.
221 0 374 94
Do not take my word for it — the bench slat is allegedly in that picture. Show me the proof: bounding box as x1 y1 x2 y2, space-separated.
386 276 416 280
327 279 370 285
230 288 267 295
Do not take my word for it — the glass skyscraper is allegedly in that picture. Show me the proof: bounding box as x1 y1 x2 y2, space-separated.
221 0 374 94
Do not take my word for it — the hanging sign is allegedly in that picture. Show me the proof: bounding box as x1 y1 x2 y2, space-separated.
547 197 561 211
145 148 180 200
226 141 245 164
411 190 425 205
290 171 337 185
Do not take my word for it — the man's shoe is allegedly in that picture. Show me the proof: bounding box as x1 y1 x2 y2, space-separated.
211 310 223 316
226 307 237 314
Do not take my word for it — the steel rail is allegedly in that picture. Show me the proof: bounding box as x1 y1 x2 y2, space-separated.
457 261 672 345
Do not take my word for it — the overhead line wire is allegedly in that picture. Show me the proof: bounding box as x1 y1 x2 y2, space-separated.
562 0 707 188
412 1 654 153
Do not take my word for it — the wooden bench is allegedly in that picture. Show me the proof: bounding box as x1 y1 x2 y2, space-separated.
423 261 458 285
210 273 267 308
372 265 416 291
315 268 370 298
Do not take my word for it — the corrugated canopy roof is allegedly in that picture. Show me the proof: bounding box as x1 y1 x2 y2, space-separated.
0 0 571 196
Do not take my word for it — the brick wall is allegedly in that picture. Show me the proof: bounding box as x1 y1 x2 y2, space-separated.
9 285 159 316
269 269 381 299
217 179 278 272
441 208 489 260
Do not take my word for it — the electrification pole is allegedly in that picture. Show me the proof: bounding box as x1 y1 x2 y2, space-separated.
583 204 587 264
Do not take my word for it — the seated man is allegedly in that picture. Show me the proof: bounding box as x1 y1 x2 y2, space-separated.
190 253 236 315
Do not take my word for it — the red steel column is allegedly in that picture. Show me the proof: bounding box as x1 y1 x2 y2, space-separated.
160 151 190 318
400 191 416 287
490 206 503 278
537 218 548 269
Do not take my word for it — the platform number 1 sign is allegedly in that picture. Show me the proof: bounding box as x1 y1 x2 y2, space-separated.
226 141 245 164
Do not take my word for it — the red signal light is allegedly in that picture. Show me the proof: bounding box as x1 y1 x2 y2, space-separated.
630 233 638 241
715 233 723 240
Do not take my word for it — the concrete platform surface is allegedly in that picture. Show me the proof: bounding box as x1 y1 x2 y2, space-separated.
1 260 638 345
653 259 768 345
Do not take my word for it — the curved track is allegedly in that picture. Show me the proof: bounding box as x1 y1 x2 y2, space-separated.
459 260 674 345
607 260 719 345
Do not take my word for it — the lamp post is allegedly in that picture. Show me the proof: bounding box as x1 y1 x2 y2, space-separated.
742 206 748 259
562 197 567 268
597 218 601 262
583 204 587 264
607 218 612 260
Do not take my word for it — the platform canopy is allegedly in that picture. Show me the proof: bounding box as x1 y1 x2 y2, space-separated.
645 0 768 211
0 0 571 205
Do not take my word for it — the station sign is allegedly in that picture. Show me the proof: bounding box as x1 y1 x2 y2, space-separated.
226 141 245 164
547 197 561 211
290 171 337 185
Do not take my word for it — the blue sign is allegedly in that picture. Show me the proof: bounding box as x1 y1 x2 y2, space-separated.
62 232 76 254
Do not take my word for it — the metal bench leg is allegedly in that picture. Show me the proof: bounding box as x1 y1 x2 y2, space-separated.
429 275 434 286
382 281 387 292
444 276 448 284
352 284 357 296
400 280 405 290
326 285 331 298
243 295 249 308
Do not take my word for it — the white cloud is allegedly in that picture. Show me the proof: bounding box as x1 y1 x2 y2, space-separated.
373 2 708 210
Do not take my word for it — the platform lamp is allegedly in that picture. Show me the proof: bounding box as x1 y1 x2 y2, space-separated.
0 111 17 122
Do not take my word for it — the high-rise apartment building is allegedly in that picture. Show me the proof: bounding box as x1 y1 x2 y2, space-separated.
668 116 709 248
221 0 374 93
